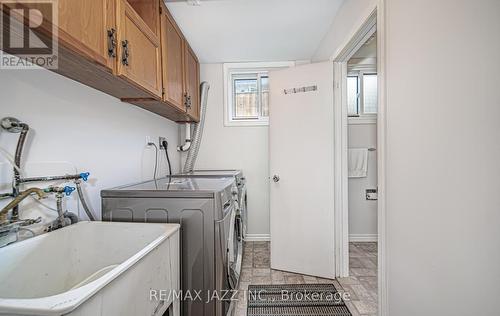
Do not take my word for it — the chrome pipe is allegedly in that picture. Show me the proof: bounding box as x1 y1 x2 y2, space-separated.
18 174 86 184
13 125 29 220
56 194 65 227
1 117 30 221
177 123 192 152
75 180 96 221
0 193 12 200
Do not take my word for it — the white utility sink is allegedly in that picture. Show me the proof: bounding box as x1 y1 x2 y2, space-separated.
0 221 180 316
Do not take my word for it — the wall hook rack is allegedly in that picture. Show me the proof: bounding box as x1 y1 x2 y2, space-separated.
283 85 317 95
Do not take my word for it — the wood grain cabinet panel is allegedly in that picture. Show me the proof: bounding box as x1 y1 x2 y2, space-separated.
58 0 116 71
184 42 200 121
1 0 116 70
116 0 162 98
0 0 200 122
126 0 159 37
160 4 185 111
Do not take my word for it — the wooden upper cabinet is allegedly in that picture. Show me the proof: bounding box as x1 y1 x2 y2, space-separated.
2 0 200 121
126 0 160 38
184 43 200 121
58 0 116 71
160 4 185 112
116 0 162 98
2 0 116 71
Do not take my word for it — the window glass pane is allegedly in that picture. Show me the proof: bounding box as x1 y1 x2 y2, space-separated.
363 74 378 113
233 78 258 118
347 76 359 115
260 76 269 117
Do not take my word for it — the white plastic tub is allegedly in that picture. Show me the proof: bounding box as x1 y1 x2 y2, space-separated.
0 221 180 316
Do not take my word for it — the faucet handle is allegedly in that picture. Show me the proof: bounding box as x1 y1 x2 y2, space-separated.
79 172 90 182
63 186 76 196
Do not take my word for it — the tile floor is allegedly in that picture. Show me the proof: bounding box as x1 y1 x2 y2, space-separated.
234 241 378 316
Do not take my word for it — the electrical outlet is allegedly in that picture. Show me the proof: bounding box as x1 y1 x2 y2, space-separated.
159 137 167 150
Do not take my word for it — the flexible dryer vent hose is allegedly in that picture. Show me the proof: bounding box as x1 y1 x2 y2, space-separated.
183 82 210 173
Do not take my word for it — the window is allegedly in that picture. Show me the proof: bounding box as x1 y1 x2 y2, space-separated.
232 73 269 120
363 74 378 114
347 76 359 115
224 62 294 126
347 72 378 117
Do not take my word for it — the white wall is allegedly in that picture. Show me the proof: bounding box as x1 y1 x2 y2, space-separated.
348 123 377 240
384 0 500 314
196 63 270 237
0 68 180 223
312 0 377 61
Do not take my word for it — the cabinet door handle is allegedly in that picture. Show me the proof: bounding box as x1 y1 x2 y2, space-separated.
184 93 191 109
121 40 129 66
107 28 117 58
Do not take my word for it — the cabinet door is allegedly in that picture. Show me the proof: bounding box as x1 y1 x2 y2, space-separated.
184 43 200 121
2 0 116 71
160 6 185 111
58 0 116 71
116 0 162 98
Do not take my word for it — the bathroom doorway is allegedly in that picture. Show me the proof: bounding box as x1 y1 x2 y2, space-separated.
332 9 381 315
345 30 379 315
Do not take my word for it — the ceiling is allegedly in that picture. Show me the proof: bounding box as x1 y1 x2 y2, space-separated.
165 0 345 63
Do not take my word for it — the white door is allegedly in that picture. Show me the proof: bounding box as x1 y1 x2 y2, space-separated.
269 62 335 279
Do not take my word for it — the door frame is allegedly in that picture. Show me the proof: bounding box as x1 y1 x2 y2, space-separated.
332 2 387 315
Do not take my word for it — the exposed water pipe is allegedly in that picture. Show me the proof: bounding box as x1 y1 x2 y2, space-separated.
1 117 97 223
1 117 29 221
0 188 46 223
18 173 89 184
177 123 192 152
75 179 96 221
45 186 76 228
0 193 12 200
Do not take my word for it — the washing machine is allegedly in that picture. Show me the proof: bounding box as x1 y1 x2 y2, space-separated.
101 177 242 316
175 170 247 241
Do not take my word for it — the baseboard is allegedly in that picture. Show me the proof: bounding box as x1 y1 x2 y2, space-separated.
245 234 376 242
245 234 271 242
349 234 378 242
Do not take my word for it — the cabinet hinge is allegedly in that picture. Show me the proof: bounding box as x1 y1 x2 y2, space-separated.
162 88 165 95
159 6 162 14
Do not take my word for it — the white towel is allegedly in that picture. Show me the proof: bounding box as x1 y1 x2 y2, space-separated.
348 148 368 178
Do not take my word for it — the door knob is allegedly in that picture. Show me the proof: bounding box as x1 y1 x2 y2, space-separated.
272 175 280 183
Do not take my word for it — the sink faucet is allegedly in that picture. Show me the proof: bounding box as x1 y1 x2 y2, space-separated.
0 188 46 224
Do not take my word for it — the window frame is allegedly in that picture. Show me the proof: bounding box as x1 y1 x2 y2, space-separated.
231 72 268 121
347 70 378 124
223 62 295 127
347 75 360 115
